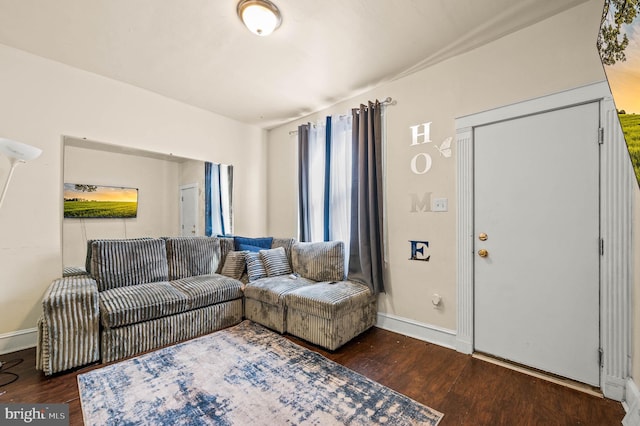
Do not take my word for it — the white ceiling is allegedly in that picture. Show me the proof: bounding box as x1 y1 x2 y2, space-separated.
0 0 589 129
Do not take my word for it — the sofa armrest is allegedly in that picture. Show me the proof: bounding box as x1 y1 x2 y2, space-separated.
36 276 100 375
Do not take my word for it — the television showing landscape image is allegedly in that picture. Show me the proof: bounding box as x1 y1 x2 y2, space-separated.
64 183 138 218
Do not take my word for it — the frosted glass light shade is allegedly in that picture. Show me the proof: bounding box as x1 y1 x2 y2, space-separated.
237 0 282 36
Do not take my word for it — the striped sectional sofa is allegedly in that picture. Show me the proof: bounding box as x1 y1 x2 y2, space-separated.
244 240 377 350
36 236 377 375
37 237 244 375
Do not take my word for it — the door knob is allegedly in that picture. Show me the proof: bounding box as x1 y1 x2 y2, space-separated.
478 232 488 241
478 249 489 257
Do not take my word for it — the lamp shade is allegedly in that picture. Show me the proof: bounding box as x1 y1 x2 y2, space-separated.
0 138 42 162
237 0 282 36
0 137 42 211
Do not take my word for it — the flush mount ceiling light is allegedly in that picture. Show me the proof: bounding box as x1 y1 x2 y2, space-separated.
237 0 282 36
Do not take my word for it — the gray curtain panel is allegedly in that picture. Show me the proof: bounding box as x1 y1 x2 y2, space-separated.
348 101 385 294
298 124 312 242
226 164 234 234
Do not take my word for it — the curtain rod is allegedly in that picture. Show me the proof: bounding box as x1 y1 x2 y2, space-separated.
379 97 396 106
288 97 396 135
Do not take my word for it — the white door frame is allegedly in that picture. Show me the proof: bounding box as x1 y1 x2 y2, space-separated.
454 81 633 401
179 183 199 236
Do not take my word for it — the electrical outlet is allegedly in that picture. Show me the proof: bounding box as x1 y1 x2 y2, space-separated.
432 198 448 212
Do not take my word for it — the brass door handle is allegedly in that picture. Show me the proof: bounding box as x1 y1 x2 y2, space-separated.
478 249 488 257
479 232 488 241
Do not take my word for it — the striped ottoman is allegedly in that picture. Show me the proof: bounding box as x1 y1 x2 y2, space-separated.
284 280 377 351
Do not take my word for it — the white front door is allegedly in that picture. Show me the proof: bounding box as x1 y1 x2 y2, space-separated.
180 184 198 236
473 102 600 386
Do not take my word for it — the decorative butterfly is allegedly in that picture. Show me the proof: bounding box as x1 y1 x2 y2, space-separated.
434 136 453 158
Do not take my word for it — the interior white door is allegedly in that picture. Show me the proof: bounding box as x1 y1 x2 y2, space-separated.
473 102 600 386
180 185 198 237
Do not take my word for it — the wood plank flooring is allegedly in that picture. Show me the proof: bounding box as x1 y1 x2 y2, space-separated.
0 326 625 425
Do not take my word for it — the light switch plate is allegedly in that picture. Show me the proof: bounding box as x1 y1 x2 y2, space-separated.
432 198 448 212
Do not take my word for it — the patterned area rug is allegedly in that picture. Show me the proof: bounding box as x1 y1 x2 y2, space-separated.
78 321 443 425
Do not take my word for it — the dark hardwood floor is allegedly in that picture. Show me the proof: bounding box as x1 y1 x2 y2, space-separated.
0 326 625 425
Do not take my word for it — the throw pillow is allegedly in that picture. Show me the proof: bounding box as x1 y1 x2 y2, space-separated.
237 243 268 252
234 236 273 251
216 237 235 274
221 250 248 280
245 251 267 282
260 247 292 277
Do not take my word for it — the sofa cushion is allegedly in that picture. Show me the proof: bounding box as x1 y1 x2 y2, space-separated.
244 276 316 306
291 241 345 282
165 237 221 280
284 281 373 320
245 252 267 282
260 247 292 277
85 237 153 275
99 281 190 328
271 238 296 263
221 250 248 280
170 274 243 310
91 239 169 291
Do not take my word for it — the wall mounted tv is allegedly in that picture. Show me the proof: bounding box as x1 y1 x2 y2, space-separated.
64 183 138 219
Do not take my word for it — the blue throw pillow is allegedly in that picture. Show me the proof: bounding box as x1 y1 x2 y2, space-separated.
234 236 273 251
237 243 268 252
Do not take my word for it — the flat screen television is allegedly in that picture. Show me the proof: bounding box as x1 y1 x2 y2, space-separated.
64 183 138 218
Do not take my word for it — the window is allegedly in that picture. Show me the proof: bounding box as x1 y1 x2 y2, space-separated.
205 162 233 236
298 101 386 293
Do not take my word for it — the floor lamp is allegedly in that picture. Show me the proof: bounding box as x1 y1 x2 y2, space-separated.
0 137 43 211
0 137 41 387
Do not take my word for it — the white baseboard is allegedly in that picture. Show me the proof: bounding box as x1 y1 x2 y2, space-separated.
375 312 456 349
456 336 473 355
0 327 37 355
603 374 627 402
623 378 640 426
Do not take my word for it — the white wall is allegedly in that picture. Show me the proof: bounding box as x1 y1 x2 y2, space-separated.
62 144 183 267
0 43 266 353
266 0 607 333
